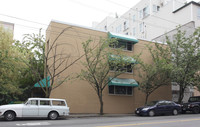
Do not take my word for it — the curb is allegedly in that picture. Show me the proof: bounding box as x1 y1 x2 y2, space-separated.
68 114 135 118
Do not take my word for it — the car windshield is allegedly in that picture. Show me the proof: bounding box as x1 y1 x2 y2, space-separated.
188 97 200 102
24 99 29 104
146 101 158 106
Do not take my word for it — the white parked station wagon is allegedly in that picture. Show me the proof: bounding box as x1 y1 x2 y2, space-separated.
0 98 70 121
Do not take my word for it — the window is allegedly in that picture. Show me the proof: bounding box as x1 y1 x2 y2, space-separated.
165 101 175 106
143 6 149 18
104 25 107 30
139 10 143 18
126 64 133 73
139 23 144 32
157 102 166 106
109 85 132 95
29 100 38 105
153 5 156 12
124 21 128 30
153 5 160 12
121 64 133 73
198 8 200 20
47 40 49 52
52 100 66 106
140 6 149 18
133 15 136 23
109 64 133 73
127 43 132 51
109 41 132 51
116 25 122 33
157 6 160 11
40 100 50 106
133 27 136 36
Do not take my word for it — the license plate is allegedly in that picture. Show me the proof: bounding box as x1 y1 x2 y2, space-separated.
136 111 139 113
183 108 186 110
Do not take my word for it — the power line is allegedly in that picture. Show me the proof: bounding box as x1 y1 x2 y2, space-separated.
68 0 176 30
69 0 114 15
0 0 183 36
0 13 47 26
0 13 110 39
18 24 109 41
0 0 196 40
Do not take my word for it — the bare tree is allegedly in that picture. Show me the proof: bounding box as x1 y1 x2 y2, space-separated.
24 27 87 97
78 38 135 115
136 43 172 105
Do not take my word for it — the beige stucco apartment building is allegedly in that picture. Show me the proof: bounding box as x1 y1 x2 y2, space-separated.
46 20 172 114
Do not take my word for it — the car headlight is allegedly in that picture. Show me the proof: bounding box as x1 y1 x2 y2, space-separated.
142 108 149 111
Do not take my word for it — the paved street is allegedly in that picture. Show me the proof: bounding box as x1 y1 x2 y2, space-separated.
1 114 200 127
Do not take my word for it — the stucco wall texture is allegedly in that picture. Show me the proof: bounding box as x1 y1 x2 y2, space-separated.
47 21 172 114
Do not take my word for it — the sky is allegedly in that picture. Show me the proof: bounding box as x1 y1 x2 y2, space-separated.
0 0 198 41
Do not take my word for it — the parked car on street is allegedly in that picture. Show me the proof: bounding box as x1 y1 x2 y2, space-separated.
0 98 70 121
181 96 200 114
135 100 181 116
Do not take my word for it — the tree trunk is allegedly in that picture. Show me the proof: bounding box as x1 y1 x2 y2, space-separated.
178 85 184 104
98 93 104 115
145 94 149 105
45 93 49 98
45 88 50 98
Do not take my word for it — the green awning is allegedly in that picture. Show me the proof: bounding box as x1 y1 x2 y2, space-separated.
34 76 50 88
108 32 138 44
109 54 136 64
108 77 139 87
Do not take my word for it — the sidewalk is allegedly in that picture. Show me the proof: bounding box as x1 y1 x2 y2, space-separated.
69 113 135 118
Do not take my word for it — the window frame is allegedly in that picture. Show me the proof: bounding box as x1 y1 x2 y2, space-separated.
124 21 129 30
108 85 133 96
109 41 132 51
197 8 200 20
143 6 149 18
109 63 133 73
116 25 122 33
133 15 136 23
139 23 144 32
133 27 136 36
153 5 160 12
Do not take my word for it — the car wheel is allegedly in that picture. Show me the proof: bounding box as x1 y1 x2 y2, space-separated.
4 111 16 121
172 109 178 115
148 110 155 117
192 107 200 114
48 111 58 120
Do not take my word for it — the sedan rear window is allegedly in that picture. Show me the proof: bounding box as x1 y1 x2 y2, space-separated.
146 101 158 106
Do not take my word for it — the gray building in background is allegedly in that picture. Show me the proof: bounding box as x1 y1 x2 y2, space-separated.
153 21 196 42
153 21 197 103
0 21 14 34
94 0 200 40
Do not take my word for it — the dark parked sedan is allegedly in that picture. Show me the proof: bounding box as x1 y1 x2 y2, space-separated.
135 100 181 116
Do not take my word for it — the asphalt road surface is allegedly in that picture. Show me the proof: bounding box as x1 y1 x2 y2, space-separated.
1 114 200 127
